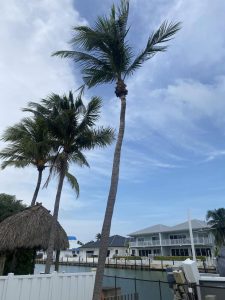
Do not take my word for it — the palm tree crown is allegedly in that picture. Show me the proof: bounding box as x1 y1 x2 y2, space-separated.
0 117 51 171
0 117 52 205
25 92 114 195
54 0 180 96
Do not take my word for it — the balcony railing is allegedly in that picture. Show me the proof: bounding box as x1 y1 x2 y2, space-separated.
129 237 213 247
129 240 161 247
161 237 212 246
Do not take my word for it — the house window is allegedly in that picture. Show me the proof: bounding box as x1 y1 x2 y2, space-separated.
170 234 186 240
131 250 135 256
171 248 188 256
86 251 94 257
152 236 159 241
107 250 110 257
153 249 160 255
196 248 211 257
115 250 118 255
139 249 151 257
137 237 144 242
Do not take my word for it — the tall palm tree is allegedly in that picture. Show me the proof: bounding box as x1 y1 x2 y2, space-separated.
53 1 180 297
25 91 114 273
0 117 52 206
206 208 225 247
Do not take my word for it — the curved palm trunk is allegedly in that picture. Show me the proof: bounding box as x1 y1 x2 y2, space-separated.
92 95 126 300
45 159 67 274
31 168 43 206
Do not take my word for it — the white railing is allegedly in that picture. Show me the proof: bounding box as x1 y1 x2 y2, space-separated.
129 240 161 247
129 237 212 247
161 237 212 246
0 271 95 300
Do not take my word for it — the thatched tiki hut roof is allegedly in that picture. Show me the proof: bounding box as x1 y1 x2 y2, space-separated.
0 203 69 252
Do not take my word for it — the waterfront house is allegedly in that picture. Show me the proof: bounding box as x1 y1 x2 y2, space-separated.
128 219 214 257
78 235 129 260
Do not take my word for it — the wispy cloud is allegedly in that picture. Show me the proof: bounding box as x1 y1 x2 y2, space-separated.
205 150 225 162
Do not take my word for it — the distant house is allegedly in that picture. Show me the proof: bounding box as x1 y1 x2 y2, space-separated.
129 219 214 257
78 235 129 260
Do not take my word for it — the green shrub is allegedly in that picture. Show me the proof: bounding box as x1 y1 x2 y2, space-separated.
3 248 35 275
154 256 206 261
113 256 142 260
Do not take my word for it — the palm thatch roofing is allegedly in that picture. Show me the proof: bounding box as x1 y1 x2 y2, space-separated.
0 203 69 252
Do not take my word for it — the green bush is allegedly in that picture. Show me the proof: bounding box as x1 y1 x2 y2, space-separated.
154 256 206 261
113 256 142 260
3 248 35 275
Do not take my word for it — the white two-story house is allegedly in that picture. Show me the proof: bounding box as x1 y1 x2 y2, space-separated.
129 219 214 257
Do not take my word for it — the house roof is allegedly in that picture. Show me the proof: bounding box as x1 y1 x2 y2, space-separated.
129 219 209 236
129 224 170 236
80 235 129 249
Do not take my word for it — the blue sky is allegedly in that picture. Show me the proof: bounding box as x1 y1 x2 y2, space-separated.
1 0 225 243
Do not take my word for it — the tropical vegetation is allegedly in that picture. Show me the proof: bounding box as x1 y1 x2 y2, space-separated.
0 117 52 206
25 91 114 273
206 208 225 247
0 193 26 223
54 0 180 297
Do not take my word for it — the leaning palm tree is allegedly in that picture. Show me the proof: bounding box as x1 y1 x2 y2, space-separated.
53 1 181 298
25 91 114 273
0 117 52 206
206 208 225 247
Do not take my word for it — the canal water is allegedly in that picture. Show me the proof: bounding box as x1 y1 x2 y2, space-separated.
35 265 173 300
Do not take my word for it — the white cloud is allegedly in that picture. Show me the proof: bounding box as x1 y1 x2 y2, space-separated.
0 0 87 207
205 150 225 162
0 0 86 133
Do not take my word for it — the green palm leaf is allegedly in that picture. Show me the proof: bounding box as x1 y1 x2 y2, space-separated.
66 172 79 197
125 21 181 77
206 208 225 247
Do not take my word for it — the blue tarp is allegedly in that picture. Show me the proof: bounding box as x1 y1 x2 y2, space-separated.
67 236 77 240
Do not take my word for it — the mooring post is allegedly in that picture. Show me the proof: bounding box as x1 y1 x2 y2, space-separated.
114 275 117 298
158 280 162 300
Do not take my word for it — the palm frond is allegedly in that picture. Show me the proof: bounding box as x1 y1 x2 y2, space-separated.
116 0 130 39
78 96 102 130
66 172 79 197
125 21 181 77
207 208 225 246
77 127 115 150
1 159 30 169
83 68 115 87
69 151 90 168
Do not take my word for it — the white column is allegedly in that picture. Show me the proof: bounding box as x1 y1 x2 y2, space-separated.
188 210 196 261
159 233 163 256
